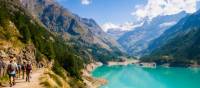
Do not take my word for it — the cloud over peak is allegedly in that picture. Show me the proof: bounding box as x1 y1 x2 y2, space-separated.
81 0 91 5
132 0 199 21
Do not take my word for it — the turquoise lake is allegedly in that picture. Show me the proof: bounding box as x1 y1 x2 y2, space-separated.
92 65 200 88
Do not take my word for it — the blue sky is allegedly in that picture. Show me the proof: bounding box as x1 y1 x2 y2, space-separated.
56 0 200 31
56 0 147 25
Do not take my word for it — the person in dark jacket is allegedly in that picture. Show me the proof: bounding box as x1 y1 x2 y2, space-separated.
26 61 32 82
21 62 26 79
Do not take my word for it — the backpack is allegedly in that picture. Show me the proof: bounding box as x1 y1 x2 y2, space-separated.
8 64 15 73
21 64 26 70
26 64 32 71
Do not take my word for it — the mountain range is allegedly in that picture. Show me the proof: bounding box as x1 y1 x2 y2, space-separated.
118 11 188 57
142 10 200 67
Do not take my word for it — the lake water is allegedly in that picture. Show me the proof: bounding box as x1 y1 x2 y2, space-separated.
92 65 200 88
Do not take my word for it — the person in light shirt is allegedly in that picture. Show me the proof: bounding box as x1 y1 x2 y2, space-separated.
7 58 18 87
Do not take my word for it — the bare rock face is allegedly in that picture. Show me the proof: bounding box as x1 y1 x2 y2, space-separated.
0 45 36 66
19 45 36 65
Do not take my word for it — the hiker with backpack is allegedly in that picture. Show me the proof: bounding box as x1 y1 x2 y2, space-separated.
21 62 26 79
7 59 18 87
26 61 32 82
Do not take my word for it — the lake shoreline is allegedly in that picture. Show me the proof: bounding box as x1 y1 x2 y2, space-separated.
83 60 200 88
107 59 139 66
143 62 200 68
82 62 107 88
82 59 139 88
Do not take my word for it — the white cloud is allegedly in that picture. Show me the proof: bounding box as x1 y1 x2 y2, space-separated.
132 0 199 21
101 22 143 32
81 0 91 5
101 23 119 32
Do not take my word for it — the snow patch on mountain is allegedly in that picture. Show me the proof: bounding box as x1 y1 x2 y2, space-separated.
101 22 143 32
159 21 177 28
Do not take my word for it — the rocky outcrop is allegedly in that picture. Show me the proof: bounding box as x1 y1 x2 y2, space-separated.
18 45 36 64
81 62 107 88
0 45 36 66
82 62 103 76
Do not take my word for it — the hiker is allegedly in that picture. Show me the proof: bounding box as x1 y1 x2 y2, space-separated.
0 57 5 78
17 62 21 78
26 61 32 82
21 62 26 79
7 59 18 87
0 50 7 77
13 60 18 77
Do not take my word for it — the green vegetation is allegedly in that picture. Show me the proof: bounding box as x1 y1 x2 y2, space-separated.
143 28 200 66
0 75 9 85
13 10 83 78
69 39 125 64
0 1 84 87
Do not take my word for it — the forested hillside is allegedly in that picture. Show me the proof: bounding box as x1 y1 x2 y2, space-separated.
142 10 200 67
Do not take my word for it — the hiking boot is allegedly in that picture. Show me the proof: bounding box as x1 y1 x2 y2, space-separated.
26 78 28 82
13 82 15 85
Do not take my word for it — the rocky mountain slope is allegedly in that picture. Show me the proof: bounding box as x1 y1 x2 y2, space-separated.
106 28 127 40
19 0 122 51
118 11 188 56
142 10 200 67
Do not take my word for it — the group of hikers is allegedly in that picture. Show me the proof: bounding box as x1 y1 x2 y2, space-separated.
0 55 32 87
